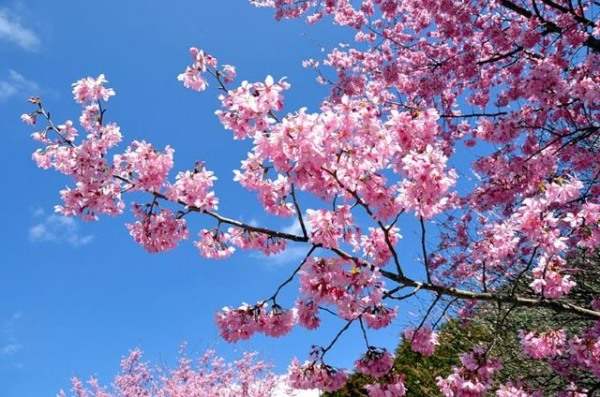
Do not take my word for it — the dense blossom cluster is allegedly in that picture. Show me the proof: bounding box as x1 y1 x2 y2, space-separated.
297 257 392 322
26 0 600 393
215 303 296 342
520 329 566 359
355 347 394 378
287 359 348 392
195 228 236 259
228 227 287 255
436 347 503 397
126 205 188 253
403 327 439 357
306 205 354 248
216 75 290 139
113 140 174 192
166 166 219 211
364 375 407 397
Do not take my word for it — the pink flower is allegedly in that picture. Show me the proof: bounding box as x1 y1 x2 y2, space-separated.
20 113 36 125
530 256 575 299
258 305 296 337
287 359 347 392
126 205 188 253
177 47 218 92
228 227 287 255
221 64 237 84
72 74 115 103
307 205 353 249
113 141 174 192
365 375 407 397
296 299 320 330
436 348 502 397
363 305 397 329
404 327 439 357
355 347 394 378
215 304 260 342
167 166 219 211
195 228 235 259
519 329 566 359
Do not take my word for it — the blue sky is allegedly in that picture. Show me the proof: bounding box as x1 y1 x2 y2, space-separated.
0 2 440 396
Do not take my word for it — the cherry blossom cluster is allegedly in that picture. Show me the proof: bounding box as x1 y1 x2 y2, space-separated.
228 227 287 255
403 326 439 357
177 47 217 92
436 347 502 397
298 257 392 322
166 165 219 211
364 375 407 397
28 78 124 221
72 74 116 103
355 347 394 378
215 302 295 342
570 322 600 377
306 205 354 248
234 153 295 216
519 329 566 360
195 228 236 259
113 140 174 192
359 227 402 266
216 75 290 139
126 204 188 253
287 358 348 392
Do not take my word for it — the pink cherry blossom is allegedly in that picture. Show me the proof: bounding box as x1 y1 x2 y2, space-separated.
296 299 320 329
196 228 235 259
113 140 174 192
519 329 566 359
72 74 115 103
404 326 439 357
365 375 407 397
126 204 188 253
355 347 394 378
287 359 347 392
167 165 218 211
20 113 36 125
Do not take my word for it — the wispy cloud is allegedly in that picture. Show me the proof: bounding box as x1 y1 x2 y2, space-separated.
0 69 39 102
0 8 40 51
29 209 94 247
249 218 312 266
253 245 310 266
1 312 23 357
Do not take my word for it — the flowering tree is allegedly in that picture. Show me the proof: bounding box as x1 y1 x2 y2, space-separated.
22 0 600 395
57 349 279 397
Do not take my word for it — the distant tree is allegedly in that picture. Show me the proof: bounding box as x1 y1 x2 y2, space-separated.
57 349 279 397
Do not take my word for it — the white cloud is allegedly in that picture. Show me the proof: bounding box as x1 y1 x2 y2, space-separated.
251 218 313 266
282 218 304 236
1 343 22 355
254 245 310 266
1 312 23 357
272 377 320 397
0 69 39 102
29 210 94 247
0 8 40 50
282 216 313 237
